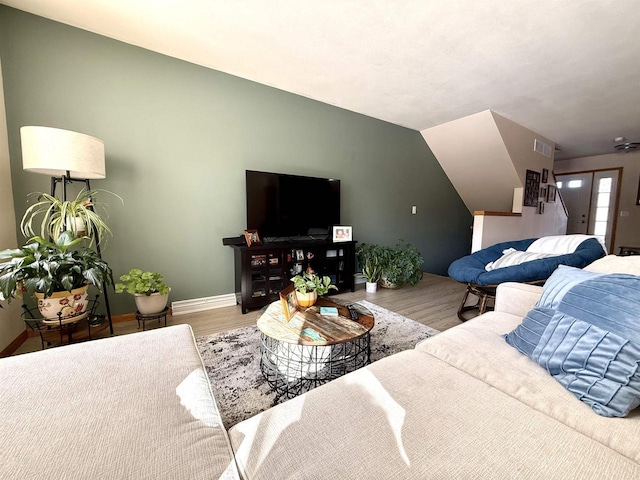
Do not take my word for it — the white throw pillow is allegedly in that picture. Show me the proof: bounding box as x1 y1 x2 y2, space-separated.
584 255 640 275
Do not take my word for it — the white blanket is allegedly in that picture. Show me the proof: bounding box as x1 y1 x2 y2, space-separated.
527 235 605 254
485 235 603 272
485 248 557 271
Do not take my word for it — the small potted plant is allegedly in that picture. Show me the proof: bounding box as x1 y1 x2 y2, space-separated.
115 269 171 314
290 272 337 308
361 257 382 293
0 231 114 321
20 188 122 246
356 243 383 293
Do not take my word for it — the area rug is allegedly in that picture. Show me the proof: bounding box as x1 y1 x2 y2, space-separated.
196 300 439 428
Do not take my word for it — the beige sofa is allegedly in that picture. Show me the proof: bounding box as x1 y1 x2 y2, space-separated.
3 256 639 479
229 281 640 479
0 325 241 480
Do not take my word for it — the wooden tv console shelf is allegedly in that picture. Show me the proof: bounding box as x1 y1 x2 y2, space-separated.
230 240 356 314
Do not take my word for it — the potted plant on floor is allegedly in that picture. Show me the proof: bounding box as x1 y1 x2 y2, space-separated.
379 240 424 288
358 240 424 289
0 231 114 321
290 272 337 308
356 243 382 293
115 269 171 314
20 188 122 246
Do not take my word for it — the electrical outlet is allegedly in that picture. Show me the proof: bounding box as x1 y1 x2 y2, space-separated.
411 205 417 214
620 211 629 217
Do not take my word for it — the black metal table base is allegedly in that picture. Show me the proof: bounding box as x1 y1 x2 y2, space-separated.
259 332 371 401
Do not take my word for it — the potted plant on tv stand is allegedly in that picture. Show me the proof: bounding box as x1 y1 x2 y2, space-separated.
290 272 337 308
115 269 171 315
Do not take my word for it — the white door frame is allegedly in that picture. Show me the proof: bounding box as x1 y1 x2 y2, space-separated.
555 167 623 252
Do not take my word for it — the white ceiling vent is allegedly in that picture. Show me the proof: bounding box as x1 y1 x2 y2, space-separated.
534 139 552 157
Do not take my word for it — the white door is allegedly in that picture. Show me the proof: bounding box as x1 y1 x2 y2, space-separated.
556 172 593 235
556 170 619 252
588 171 619 251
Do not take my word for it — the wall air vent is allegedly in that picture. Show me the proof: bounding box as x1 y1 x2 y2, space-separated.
614 142 640 152
534 139 552 157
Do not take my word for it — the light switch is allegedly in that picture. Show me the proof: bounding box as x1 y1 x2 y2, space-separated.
411 205 417 214
620 211 629 217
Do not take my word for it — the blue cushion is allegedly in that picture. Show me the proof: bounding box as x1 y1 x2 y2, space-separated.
557 273 640 344
448 237 605 286
503 307 555 357
531 312 640 417
535 265 603 310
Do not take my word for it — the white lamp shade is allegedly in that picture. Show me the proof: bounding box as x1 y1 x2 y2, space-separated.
21 126 106 179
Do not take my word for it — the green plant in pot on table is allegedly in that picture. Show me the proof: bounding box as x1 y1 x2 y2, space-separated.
290 272 337 308
0 231 114 322
115 269 171 315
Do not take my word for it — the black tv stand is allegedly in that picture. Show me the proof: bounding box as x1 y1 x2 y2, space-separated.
229 240 356 314
263 234 330 244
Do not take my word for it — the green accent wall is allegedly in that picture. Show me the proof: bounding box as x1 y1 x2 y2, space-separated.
0 6 471 314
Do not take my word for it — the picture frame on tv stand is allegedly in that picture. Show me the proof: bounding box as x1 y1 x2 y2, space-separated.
244 229 262 247
332 226 352 242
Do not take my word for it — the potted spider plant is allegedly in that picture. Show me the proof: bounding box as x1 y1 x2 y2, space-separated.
20 188 122 246
290 272 337 308
0 231 114 321
115 269 171 314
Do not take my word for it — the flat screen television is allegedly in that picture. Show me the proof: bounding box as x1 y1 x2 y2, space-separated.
246 170 340 239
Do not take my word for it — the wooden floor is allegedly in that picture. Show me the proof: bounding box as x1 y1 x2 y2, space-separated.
12 273 467 356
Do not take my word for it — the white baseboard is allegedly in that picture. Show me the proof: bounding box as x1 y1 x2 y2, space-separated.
354 275 365 284
171 293 237 316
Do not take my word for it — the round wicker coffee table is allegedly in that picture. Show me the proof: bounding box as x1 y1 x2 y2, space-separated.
257 298 374 400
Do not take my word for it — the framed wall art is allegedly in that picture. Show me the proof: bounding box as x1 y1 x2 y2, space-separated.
524 170 541 207
541 168 549 184
546 185 557 203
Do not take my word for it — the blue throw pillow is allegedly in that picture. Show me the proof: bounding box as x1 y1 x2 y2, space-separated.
535 265 603 310
503 307 555 357
557 273 640 344
531 312 640 417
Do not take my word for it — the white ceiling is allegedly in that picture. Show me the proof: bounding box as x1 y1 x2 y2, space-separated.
2 0 640 160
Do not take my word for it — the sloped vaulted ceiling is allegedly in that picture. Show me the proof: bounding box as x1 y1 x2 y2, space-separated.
1 0 640 159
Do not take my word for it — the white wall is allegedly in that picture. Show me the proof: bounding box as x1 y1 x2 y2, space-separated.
0 59 26 353
554 151 640 253
472 207 567 252
421 110 521 213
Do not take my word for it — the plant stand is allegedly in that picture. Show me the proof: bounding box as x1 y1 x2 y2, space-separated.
135 306 169 331
51 174 113 334
22 295 108 350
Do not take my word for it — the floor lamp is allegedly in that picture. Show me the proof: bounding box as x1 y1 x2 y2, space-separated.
20 126 113 333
